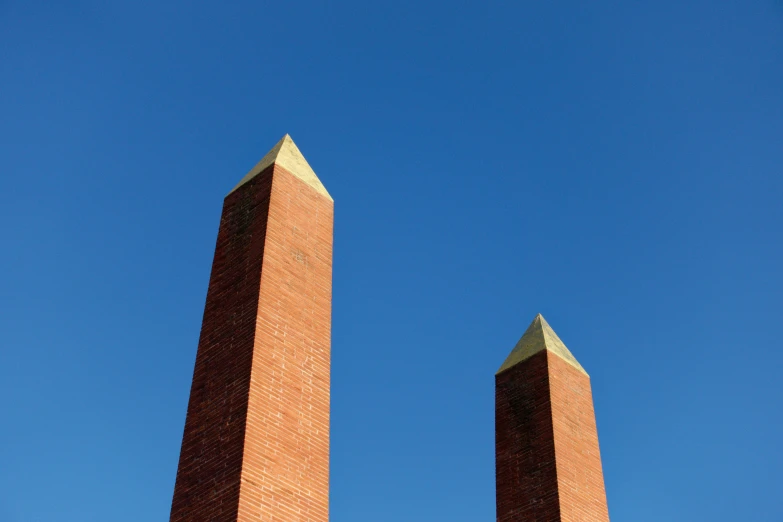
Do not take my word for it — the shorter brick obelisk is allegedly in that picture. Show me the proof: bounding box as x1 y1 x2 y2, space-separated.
495 314 610 521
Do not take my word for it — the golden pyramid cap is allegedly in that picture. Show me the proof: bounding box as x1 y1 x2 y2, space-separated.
497 314 587 376
229 134 332 200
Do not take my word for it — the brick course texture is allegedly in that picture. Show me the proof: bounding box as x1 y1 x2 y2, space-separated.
496 350 610 521
169 163 333 522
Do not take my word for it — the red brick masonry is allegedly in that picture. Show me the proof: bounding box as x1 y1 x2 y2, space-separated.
170 163 333 522
496 351 610 521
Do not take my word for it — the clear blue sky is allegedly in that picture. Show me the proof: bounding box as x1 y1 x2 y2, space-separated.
1 1 782 521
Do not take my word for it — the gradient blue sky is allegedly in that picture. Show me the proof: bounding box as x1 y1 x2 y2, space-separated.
2 1 782 521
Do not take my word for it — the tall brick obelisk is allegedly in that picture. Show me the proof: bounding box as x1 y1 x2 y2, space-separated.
170 135 333 522
495 314 610 521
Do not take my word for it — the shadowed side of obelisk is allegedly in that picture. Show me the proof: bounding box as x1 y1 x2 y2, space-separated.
169 166 274 522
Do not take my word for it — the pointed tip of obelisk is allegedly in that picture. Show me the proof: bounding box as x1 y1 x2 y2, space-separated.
496 313 588 376
228 134 333 200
